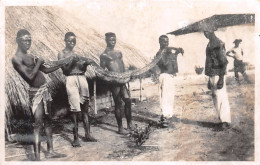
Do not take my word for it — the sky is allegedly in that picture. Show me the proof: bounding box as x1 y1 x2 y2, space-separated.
60 0 256 73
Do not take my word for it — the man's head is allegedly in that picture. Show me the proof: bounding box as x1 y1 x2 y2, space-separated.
16 29 31 52
159 35 169 49
203 31 215 40
233 39 242 47
64 32 76 50
202 23 217 40
105 32 116 48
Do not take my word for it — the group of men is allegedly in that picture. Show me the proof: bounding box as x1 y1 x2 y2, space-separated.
12 29 134 160
12 27 250 160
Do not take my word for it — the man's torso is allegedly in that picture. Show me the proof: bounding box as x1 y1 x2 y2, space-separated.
100 49 125 73
13 53 46 88
206 40 227 67
231 47 243 61
157 50 178 75
59 49 87 75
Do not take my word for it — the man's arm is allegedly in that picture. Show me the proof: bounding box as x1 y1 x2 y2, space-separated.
12 57 44 82
100 54 109 69
226 50 235 58
167 47 184 56
39 64 63 74
217 43 228 67
76 55 99 67
58 52 76 74
118 52 126 72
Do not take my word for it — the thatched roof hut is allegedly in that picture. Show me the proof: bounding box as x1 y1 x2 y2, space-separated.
5 6 148 133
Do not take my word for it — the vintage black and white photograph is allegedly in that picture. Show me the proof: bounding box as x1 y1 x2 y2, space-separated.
3 0 258 162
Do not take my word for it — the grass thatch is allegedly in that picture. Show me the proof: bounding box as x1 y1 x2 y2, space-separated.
5 6 149 132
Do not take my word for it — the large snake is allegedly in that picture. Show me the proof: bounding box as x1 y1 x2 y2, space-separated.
43 47 183 84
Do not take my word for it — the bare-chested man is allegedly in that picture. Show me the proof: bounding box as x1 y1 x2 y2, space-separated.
12 29 65 160
155 35 183 128
100 32 132 135
58 32 97 147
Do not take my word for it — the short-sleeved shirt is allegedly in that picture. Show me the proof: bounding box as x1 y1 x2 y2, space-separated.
205 39 228 76
156 49 178 75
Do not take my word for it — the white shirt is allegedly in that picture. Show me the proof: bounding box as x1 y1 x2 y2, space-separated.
229 47 243 61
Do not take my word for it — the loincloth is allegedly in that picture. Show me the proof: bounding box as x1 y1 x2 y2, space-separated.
29 84 52 115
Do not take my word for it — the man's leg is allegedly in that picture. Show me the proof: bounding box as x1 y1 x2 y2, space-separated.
217 75 224 89
235 71 240 84
71 112 81 147
81 98 97 142
44 115 54 153
242 71 252 84
209 76 220 118
33 102 44 161
159 74 169 128
210 76 231 130
216 76 231 129
111 87 127 134
122 85 132 130
44 102 66 159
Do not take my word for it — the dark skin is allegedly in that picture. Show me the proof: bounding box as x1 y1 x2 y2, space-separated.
100 36 132 135
156 37 183 126
226 42 243 58
204 31 224 89
58 35 97 147
152 37 183 78
158 37 183 73
12 34 64 160
226 42 251 84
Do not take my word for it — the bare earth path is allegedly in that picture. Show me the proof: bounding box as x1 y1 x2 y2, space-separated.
5 72 254 161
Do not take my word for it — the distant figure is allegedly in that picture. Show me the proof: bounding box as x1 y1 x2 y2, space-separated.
100 32 133 135
194 65 204 75
203 29 231 130
226 39 251 84
155 35 183 128
58 32 97 147
12 29 65 160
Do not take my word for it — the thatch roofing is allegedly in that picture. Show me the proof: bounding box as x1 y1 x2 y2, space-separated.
5 6 148 119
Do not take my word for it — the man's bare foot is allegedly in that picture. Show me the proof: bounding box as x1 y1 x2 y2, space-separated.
217 77 224 89
127 123 134 131
159 115 168 128
118 128 129 135
72 139 81 147
34 157 40 161
45 151 66 159
83 135 97 142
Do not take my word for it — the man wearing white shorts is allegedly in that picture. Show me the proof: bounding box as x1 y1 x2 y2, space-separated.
58 32 97 147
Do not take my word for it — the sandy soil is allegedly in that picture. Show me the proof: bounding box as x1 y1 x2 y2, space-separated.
5 71 254 161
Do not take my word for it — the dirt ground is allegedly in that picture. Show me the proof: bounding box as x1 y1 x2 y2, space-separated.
5 71 254 161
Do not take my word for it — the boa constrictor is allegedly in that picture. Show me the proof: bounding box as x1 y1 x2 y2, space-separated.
43 47 183 84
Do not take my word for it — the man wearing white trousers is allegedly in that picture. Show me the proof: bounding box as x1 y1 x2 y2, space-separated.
155 35 183 128
203 29 231 129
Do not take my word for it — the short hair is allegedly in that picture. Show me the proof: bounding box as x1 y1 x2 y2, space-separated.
233 39 242 44
159 35 168 42
16 29 30 39
105 32 116 40
65 32 76 40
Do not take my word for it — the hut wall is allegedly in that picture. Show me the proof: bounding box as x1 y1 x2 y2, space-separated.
5 6 148 136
